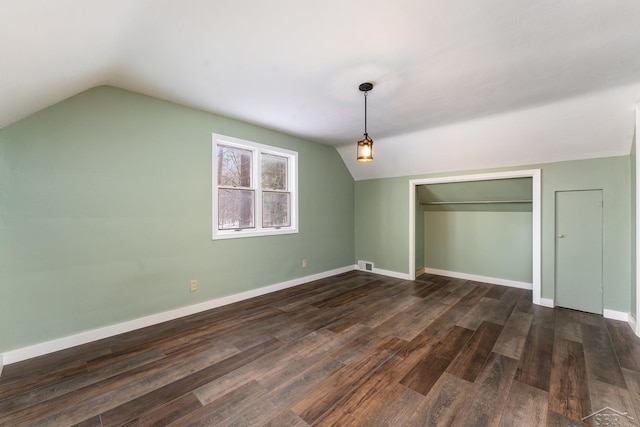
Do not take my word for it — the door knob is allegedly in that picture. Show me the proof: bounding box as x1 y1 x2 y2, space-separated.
557 234 565 238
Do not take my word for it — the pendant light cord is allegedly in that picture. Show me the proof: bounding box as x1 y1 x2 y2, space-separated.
364 90 368 136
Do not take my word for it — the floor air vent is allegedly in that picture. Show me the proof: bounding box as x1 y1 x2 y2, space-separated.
358 260 374 272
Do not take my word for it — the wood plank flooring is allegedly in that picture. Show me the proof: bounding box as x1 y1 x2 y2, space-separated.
1 271 640 426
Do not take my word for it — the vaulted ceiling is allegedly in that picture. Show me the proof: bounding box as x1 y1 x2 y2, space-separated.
3 1 640 179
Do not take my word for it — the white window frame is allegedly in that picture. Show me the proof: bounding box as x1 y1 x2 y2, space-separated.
212 133 298 240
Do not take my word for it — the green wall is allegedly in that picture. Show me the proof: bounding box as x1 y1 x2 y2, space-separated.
424 211 532 283
355 156 632 312
542 157 630 311
0 86 355 353
355 177 408 273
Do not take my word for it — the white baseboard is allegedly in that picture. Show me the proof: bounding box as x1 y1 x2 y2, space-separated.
0 353 3 377
532 305 635 327
535 306 634 326
603 309 629 322
539 298 555 308
629 313 639 337
415 268 427 276
355 265 411 280
373 267 411 280
2 265 355 366
423 268 533 290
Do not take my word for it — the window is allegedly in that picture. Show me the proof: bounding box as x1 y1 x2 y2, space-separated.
212 134 298 239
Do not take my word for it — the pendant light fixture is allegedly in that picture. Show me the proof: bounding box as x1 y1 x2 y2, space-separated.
357 82 374 162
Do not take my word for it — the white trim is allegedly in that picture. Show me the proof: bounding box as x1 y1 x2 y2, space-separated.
603 309 629 322
636 105 640 336
0 353 3 377
212 133 299 240
355 264 411 280
536 305 633 325
409 169 542 305
416 267 427 276
2 265 354 366
540 298 555 308
374 268 411 280
424 268 532 290
629 313 638 337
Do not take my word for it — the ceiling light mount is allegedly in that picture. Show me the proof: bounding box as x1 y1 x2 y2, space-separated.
359 82 374 92
357 82 374 163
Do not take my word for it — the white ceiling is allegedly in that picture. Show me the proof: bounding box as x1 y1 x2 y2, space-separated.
3 0 640 179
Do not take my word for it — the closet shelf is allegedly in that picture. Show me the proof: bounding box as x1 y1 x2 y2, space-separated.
419 199 532 205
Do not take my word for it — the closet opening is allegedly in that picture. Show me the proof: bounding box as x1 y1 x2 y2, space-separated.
408 170 542 305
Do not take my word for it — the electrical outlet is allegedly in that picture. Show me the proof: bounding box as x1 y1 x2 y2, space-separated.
190 279 198 292
302 259 307 268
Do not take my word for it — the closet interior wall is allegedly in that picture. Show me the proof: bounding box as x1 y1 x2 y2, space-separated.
420 178 534 285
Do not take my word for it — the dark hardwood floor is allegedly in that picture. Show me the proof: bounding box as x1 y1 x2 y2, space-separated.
2 271 640 426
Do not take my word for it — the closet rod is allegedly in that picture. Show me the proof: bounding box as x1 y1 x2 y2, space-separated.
419 199 532 205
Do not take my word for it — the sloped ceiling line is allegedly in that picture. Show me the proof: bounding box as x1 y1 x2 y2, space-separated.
3 1 640 179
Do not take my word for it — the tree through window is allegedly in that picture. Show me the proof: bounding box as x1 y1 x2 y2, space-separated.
213 134 298 239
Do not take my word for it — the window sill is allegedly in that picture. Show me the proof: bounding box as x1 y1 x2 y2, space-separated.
212 227 298 240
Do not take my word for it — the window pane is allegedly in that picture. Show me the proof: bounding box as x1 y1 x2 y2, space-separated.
261 154 287 190
218 189 254 229
217 145 252 187
263 191 290 228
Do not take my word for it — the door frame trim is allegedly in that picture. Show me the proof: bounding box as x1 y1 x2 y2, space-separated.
553 189 604 314
409 169 542 305
635 104 640 336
